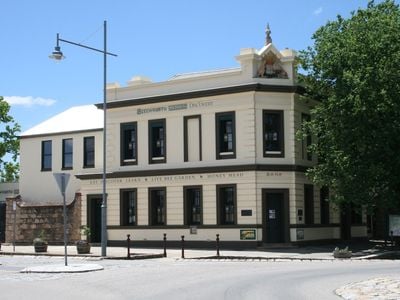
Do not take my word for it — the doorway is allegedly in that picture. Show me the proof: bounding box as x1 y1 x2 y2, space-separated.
87 195 102 243
262 189 289 243
0 202 6 242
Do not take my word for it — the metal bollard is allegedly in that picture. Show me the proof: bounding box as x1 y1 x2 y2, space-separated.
181 235 185 259
127 234 131 258
216 234 220 257
163 233 167 257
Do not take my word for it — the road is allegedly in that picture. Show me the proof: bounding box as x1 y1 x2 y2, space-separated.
0 256 399 299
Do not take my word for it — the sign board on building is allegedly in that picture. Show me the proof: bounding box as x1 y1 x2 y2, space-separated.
241 209 252 216
240 229 256 240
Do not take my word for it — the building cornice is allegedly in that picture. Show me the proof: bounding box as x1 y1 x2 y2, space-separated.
76 164 310 180
20 128 103 139
97 83 305 109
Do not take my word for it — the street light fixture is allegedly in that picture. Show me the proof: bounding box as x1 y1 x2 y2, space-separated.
49 20 117 257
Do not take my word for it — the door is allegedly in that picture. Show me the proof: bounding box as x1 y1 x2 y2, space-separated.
263 189 289 243
0 202 6 242
87 196 102 243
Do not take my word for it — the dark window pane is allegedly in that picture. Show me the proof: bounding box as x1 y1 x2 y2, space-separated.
62 139 73 169
263 111 283 155
216 112 235 159
185 187 202 225
149 120 166 163
218 185 236 225
84 136 95 168
150 189 166 225
304 185 314 225
122 123 137 162
121 190 136 226
41 140 52 170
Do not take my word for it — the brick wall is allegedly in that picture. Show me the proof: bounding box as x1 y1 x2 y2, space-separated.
5 193 82 244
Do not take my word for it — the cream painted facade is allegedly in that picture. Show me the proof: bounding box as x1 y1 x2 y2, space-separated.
76 32 365 247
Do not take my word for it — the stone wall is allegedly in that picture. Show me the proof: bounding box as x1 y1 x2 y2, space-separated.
5 193 82 244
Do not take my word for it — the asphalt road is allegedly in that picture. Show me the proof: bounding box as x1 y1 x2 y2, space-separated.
0 256 399 299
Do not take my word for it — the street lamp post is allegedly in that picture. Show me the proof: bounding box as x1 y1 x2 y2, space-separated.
49 20 117 256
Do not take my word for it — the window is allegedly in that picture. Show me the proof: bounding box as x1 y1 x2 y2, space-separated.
149 119 166 164
217 185 236 225
263 110 284 157
41 140 52 171
121 122 137 165
216 112 236 159
149 188 166 225
302 113 312 161
304 184 314 225
320 187 330 225
184 115 202 162
184 186 202 225
62 138 73 169
83 136 95 168
120 189 137 226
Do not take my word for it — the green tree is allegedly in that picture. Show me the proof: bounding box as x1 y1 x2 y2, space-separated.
0 96 20 182
298 0 400 212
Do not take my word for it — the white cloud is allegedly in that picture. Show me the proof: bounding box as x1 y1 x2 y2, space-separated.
4 96 57 107
313 7 323 16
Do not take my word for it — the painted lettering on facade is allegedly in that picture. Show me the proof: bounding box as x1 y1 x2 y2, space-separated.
87 172 245 185
265 172 283 177
137 101 213 115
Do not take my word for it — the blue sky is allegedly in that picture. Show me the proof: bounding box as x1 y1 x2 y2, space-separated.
1 0 390 132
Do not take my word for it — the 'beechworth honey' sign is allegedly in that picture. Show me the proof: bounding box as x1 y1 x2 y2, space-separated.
137 101 213 115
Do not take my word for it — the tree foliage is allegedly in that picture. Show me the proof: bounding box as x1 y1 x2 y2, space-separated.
298 0 400 211
0 96 20 182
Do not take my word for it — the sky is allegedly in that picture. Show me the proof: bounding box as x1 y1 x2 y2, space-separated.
1 0 393 133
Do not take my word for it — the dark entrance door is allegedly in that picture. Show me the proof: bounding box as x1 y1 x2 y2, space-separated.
87 196 102 243
0 202 6 242
263 189 289 243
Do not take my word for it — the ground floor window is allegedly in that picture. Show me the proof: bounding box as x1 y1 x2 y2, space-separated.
184 186 202 225
149 187 166 225
120 189 137 226
304 184 314 225
217 184 236 225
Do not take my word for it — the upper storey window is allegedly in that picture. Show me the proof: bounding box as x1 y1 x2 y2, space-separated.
83 136 95 168
62 138 73 170
216 112 236 160
41 140 52 171
149 119 166 164
263 110 284 157
121 122 137 165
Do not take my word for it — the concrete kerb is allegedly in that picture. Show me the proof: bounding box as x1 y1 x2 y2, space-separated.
20 263 104 273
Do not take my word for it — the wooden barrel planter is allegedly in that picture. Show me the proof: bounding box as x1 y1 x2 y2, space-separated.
76 240 91 254
33 239 48 253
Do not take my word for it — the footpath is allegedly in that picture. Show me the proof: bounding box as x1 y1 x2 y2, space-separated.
0 243 399 299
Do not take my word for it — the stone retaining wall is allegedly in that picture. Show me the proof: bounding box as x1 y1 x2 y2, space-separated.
5 193 82 244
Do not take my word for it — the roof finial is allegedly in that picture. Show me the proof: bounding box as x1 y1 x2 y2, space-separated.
265 23 272 45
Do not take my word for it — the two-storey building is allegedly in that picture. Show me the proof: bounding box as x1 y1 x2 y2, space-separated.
75 31 366 247
19 29 367 247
